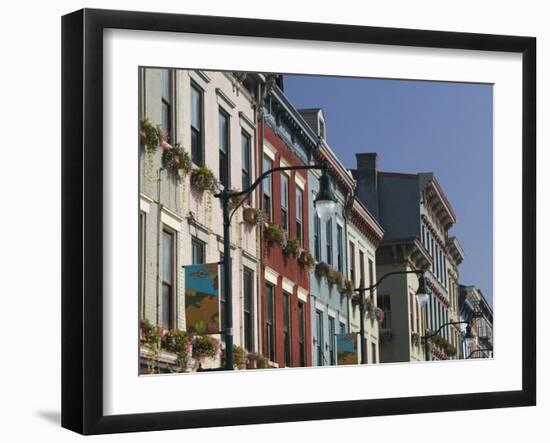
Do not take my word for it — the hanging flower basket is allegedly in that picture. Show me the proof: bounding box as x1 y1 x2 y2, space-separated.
342 279 355 296
191 335 220 360
161 329 192 368
162 146 191 177
315 261 331 279
242 207 265 225
140 118 162 152
283 238 301 258
264 222 285 246
297 249 315 268
190 166 215 193
327 268 344 290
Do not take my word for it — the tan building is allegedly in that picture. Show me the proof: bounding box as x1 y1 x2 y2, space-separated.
138 68 264 371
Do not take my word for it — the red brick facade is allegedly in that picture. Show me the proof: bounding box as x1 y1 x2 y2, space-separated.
259 123 312 368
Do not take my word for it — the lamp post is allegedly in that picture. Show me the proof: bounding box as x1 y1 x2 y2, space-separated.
215 162 336 370
422 321 475 361
353 270 428 364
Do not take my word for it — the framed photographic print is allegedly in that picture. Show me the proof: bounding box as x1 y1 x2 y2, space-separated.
61 8 536 435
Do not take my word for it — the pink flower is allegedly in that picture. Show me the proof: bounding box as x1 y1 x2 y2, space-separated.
160 131 172 150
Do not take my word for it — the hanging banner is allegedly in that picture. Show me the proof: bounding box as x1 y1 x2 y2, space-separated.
185 263 220 334
336 332 359 365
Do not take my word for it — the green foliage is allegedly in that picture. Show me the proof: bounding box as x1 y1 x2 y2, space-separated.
298 249 316 268
283 238 301 258
232 345 247 367
162 145 191 177
140 118 162 152
162 329 192 368
315 261 331 278
426 330 457 357
264 222 285 246
190 166 216 193
327 268 343 289
192 335 219 359
342 279 354 296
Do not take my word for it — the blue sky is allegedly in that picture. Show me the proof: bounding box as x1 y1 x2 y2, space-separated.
284 75 493 304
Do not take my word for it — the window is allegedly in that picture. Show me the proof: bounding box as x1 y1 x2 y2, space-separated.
139 211 146 319
336 224 344 273
326 218 333 265
161 230 175 329
218 109 230 188
191 84 203 165
314 215 321 261
298 302 306 367
377 294 392 329
263 155 273 220
349 242 356 285
241 131 251 193
266 284 275 362
328 316 336 365
368 258 374 287
191 237 205 264
371 343 377 364
161 69 171 137
316 310 324 366
280 174 289 232
283 292 291 367
296 187 303 244
359 250 365 287
319 118 325 139
243 268 254 351
340 321 346 334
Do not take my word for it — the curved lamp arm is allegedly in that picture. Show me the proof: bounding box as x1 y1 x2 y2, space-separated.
215 164 326 225
467 347 493 359
422 321 467 340
355 269 424 293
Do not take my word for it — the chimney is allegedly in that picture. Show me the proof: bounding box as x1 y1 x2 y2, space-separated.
355 153 379 219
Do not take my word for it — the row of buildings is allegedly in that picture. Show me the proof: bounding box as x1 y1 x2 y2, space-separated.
138 68 493 373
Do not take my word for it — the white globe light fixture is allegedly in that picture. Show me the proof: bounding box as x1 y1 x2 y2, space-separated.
415 274 430 307
314 164 337 222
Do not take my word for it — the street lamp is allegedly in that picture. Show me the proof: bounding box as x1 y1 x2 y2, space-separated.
215 162 336 370
353 269 426 364
422 317 481 361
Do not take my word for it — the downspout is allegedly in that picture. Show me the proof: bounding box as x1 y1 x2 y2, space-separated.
156 167 164 326
255 81 265 354
343 188 355 333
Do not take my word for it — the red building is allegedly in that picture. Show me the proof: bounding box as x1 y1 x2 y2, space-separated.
257 86 319 367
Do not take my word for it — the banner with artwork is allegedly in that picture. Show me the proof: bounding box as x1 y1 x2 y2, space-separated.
336 333 359 365
185 263 220 334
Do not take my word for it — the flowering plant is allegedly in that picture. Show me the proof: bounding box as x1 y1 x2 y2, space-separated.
315 261 331 278
297 249 315 268
327 268 343 290
161 329 192 368
140 117 161 152
375 307 385 323
283 238 301 258
264 222 285 246
190 166 216 193
192 335 220 359
162 145 191 177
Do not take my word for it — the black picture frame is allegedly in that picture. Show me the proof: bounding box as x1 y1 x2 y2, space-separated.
62 8 536 435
